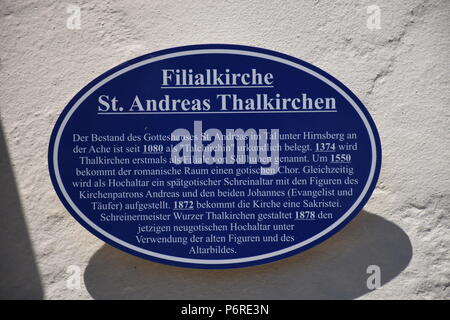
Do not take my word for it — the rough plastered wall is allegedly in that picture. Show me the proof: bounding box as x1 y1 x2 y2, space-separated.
0 0 449 300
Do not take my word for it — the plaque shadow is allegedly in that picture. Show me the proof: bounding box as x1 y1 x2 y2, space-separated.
0 119 44 299
84 211 412 299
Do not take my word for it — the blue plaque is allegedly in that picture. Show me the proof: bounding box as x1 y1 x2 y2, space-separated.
48 44 382 268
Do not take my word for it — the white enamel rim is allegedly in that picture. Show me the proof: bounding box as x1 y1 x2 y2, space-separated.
53 49 377 265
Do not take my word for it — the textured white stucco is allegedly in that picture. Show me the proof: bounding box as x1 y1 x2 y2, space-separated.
0 0 448 300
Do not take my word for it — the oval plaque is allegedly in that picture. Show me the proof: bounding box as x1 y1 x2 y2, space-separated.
49 44 382 268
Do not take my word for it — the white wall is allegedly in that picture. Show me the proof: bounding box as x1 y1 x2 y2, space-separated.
0 0 448 299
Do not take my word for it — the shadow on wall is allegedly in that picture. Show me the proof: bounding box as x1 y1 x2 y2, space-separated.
0 119 44 299
84 211 412 299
